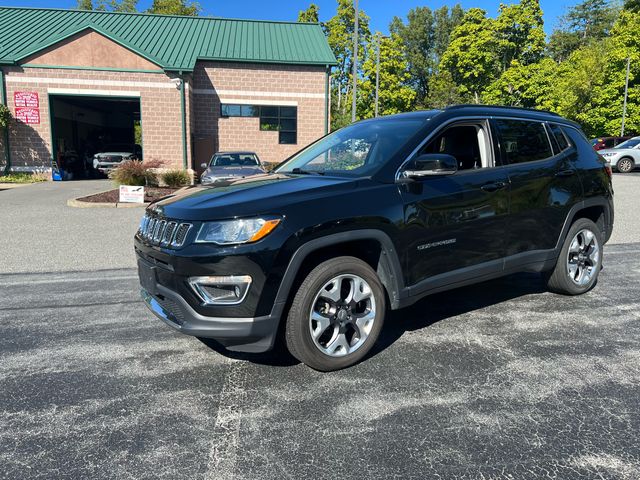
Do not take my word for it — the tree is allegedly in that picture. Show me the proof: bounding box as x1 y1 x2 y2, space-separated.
426 70 467 108
548 0 618 61
494 0 546 70
482 58 561 109
77 0 138 12
359 34 416 117
147 0 200 16
433 5 464 63
298 4 320 23
440 8 498 103
325 0 371 128
390 7 434 106
584 10 639 135
624 0 640 12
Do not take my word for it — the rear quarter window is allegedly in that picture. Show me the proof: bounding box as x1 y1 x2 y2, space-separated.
494 119 553 164
549 123 570 152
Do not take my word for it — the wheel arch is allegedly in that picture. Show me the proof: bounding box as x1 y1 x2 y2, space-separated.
271 230 405 320
557 198 612 250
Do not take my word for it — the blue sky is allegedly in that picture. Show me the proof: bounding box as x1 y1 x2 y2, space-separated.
2 0 575 34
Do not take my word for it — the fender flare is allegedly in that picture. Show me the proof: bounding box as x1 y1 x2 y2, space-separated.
555 197 613 251
270 229 405 319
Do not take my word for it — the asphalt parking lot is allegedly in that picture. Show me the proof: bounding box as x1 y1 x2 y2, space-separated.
1 174 639 479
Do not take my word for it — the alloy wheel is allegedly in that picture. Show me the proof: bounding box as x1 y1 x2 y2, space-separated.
566 228 599 286
308 274 376 357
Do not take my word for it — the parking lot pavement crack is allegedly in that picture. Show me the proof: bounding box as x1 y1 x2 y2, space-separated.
205 360 249 480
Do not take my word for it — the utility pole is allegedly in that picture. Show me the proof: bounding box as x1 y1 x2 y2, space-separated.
375 34 380 117
351 0 359 123
621 56 631 137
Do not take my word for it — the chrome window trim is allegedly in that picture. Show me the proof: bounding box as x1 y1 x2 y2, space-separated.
395 114 564 181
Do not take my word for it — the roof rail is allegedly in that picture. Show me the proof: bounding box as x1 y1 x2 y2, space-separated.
445 104 560 117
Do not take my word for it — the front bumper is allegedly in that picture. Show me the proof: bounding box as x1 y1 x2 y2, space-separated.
140 282 279 353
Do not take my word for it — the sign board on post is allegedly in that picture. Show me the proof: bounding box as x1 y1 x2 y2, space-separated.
15 107 40 124
119 185 145 203
14 92 39 108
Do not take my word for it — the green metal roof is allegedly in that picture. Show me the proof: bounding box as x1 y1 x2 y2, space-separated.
0 7 337 71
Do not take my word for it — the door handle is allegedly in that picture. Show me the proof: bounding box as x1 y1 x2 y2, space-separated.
481 181 506 192
556 169 576 178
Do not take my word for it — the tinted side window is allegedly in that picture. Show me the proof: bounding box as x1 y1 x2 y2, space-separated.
549 123 570 152
494 119 553 164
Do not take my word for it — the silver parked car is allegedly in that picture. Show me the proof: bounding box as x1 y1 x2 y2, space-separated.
200 151 265 185
598 136 640 173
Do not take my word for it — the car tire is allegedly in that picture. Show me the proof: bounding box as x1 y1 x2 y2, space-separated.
616 157 634 173
546 218 603 295
285 256 386 371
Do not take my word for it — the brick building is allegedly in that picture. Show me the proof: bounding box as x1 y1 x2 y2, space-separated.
0 7 336 175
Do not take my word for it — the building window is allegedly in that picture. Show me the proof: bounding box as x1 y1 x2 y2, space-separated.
220 104 297 145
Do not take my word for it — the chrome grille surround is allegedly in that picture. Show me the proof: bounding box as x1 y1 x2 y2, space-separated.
138 213 192 248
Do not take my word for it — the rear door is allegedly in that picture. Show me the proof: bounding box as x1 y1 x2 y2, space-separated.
493 118 582 259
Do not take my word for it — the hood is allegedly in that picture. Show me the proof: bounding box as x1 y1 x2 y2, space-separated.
151 173 356 221
203 166 265 178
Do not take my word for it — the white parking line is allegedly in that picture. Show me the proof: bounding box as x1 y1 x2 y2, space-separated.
0 274 139 287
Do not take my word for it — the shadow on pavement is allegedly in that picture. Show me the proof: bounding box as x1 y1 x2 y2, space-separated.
198 272 549 368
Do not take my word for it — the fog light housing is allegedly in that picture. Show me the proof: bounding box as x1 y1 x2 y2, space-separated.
188 275 252 305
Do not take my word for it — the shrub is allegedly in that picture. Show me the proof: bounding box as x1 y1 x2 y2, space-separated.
0 104 10 130
109 159 162 186
263 162 279 173
160 169 190 188
0 172 48 183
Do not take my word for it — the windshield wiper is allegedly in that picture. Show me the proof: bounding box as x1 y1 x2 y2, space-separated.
290 167 325 175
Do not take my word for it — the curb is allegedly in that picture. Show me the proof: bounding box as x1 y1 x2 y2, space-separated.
0 182 36 190
67 198 149 209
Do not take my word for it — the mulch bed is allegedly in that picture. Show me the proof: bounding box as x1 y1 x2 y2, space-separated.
77 187 179 203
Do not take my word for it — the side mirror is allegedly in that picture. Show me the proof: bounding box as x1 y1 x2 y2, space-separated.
200 163 208 169
401 153 458 179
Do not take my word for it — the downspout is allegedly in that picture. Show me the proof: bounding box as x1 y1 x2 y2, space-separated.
324 65 330 134
179 72 188 170
0 68 11 174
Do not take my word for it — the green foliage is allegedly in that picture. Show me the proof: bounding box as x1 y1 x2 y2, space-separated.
109 159 162 186
624 0 640 12
494 0 546 69
325 0 371 129
0 172 48 184
426 70 467 108
0 104 11 130
298 4 320 23
77 0 139 12
359 34 416 117
160 169 190 188
390 5 464 107
548 0 618 61
440 8 498 103
147 0 200 16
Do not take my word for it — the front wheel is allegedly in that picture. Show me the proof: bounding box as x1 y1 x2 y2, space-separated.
285 256 386 371
616 157 635 173
546 218 603 295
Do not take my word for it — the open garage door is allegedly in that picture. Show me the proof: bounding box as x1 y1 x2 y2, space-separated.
50 95 141 180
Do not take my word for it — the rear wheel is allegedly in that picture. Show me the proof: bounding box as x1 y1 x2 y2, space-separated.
616 157 634 173
285 256 386 371
546 218 602 295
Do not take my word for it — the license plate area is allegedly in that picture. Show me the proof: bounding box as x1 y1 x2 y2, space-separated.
138 259 158 295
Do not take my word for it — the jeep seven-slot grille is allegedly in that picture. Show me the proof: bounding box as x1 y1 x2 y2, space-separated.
139 214 192 248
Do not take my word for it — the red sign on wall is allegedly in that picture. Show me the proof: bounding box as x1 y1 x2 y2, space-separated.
15 107 40 125
14 91 39 108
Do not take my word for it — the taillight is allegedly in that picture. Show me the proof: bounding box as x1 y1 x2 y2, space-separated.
605 164 612 179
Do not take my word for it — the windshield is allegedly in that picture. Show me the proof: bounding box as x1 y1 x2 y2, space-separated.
211 153 259 167
275 117 427 176
615 138 640 149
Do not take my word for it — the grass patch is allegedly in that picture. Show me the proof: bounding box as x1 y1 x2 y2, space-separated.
0 172 49 184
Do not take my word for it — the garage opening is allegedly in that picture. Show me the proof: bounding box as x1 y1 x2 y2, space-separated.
50 95 142 180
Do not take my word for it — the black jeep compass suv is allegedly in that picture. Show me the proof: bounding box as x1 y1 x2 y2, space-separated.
135 105 614 371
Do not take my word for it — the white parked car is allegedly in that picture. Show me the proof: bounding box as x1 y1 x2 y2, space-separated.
598 136 640 173
92 144 142 175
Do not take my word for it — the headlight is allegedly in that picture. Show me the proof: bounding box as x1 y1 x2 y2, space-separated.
201 176 215 185
196 217 281 245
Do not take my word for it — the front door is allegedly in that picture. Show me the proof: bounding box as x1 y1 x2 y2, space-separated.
399 121 510 288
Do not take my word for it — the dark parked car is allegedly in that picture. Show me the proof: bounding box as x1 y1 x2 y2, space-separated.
200 151 265 185
591 136 631 151
135 105 614 371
